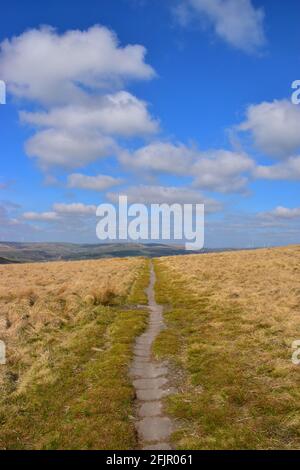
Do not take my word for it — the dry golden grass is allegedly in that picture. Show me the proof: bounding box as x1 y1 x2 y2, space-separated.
154 246 300 449
0 257 143 380
0 256 142 308
0 257 149 449
158 245 300 337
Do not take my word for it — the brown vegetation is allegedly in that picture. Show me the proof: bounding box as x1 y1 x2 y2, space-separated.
0 257 142 376
154 246 300 449
0 257 149 449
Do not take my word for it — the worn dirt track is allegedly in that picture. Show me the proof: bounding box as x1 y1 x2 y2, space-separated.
130 262 174 450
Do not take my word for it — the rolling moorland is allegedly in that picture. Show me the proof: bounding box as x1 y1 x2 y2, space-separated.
0 245 299 449
0 242 202 264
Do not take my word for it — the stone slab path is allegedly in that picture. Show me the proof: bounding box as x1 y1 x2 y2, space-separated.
130 262 174 450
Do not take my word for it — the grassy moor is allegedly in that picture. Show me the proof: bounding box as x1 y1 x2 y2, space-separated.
0 246 299 450
153 246 300 449
0 257 149 449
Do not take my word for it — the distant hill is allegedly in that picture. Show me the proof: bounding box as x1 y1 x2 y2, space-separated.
0 256 18 264
0 242 213 263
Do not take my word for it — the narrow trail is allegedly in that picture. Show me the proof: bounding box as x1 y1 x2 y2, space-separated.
130 262 174 450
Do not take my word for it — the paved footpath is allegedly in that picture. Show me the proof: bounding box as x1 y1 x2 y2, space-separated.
130 262 174 450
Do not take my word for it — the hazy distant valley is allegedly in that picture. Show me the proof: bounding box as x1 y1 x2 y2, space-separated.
0 242 211 263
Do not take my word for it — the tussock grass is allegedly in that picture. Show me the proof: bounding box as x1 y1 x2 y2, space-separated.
0 257 149 449
153 246 300 450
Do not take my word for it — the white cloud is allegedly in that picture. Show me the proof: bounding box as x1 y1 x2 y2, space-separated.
53 203 97 215
120 142 254 192
259 206 300 220
1 26 158 170
239 100 300 158
67 173 123 191
22 91 159 168
254 156 300 180
175 0 266 53
0 25 155 105
23 202 97 222
23 211 59 221
192 150 254 192
25 128 116 169
107 185 222 213
119 142 195 175
20 91 159 137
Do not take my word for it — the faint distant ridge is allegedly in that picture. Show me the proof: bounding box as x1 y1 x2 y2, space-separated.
0 242 234 264
0 256 19 264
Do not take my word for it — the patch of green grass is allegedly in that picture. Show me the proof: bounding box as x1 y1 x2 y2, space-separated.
153 258 300 450
0 260 150 450
127 258 150 305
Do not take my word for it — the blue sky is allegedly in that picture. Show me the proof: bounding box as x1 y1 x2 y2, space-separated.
0 0 300 247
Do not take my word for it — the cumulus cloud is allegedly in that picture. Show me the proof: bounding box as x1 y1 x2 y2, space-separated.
192 150 254 192
119 142 195 175
67 173 122 191
107 185 222 213
23 202 97 222
20 91 159 137
21 92 158 169
0 25 155 105
175 0 266 53
120 141 254 192
254 156 300 180
239 100 300 158
25 129 116 169
1 25 157 169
